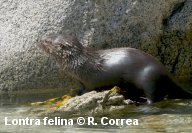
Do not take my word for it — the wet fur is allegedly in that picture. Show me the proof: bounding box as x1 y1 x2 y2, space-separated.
39 33 192 104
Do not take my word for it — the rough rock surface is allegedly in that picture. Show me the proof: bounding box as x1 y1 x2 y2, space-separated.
58 90 126 113
30 90 134 116
0 0 192 95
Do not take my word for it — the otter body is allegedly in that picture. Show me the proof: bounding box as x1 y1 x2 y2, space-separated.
39 33 192 104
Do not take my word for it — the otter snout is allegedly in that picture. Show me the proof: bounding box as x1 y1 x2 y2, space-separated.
38 34 58 54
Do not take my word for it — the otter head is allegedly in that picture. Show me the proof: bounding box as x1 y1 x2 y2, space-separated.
38 33 84 60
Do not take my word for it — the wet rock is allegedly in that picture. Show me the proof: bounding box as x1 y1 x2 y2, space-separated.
58 90 127 114
29 90 134 116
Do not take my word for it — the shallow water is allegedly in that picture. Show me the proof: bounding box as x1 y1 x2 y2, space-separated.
0 89 192 133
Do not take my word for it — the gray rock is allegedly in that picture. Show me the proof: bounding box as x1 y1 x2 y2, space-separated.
28 89 136 116
0 0 79 94
157 0 192 80
58 90 127 114
0 0 192 96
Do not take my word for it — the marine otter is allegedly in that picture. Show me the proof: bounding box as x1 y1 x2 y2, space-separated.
38 33 192 104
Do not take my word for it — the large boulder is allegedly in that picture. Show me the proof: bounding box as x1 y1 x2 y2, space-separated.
0 0 191 97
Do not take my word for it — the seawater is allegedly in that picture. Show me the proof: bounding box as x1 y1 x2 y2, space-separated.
0 88 192 133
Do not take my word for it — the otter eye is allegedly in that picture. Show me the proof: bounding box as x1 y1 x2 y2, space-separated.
44 40 50 44
58 43 65 49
